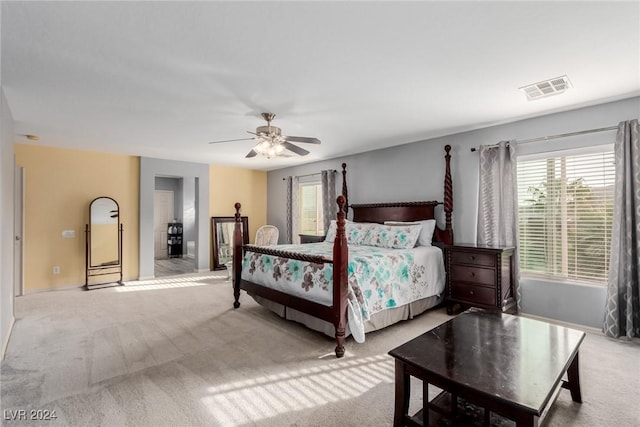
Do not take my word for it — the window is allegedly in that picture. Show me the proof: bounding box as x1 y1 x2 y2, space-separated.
517 147 615 284
299 182 324 235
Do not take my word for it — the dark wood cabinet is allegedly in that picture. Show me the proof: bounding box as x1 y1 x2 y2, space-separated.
446 244 515 314
168 222 183 258
299 234 325 244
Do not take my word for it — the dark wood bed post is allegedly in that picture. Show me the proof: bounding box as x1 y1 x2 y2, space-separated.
443 145 453 244
232 202 243 309
332 195 349 358
341 163 349 216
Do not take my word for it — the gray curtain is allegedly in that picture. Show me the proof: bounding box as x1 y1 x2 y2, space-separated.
603 119 640 339
321 170 337 234
477 140 521 310
285 176 300 244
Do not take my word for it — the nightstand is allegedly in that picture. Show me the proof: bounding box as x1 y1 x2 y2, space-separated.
446 244 516 314
299 234 326 244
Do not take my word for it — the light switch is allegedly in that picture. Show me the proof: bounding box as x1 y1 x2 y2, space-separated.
62 230 75 238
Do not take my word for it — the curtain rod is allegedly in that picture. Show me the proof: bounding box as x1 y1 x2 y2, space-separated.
470 125 618 152
282 169 337 180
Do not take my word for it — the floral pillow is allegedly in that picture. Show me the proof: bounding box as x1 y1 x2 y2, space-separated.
324 220 372 245
345 222 373 245
362 223 422 249
385 219 436 246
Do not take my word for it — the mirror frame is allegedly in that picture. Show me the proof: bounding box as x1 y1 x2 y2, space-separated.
211 216 248 270
86 196 123 289
89 196 121 268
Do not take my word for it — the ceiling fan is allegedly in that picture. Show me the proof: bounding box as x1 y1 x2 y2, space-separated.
209 113 321 158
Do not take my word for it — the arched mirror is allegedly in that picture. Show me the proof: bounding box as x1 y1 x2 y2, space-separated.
86 196 123 289
212 216 248 270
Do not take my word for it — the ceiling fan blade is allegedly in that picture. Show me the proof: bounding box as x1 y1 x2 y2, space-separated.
209 137 253 144
285 136 321 144
245 149 258 158
282 141 310 156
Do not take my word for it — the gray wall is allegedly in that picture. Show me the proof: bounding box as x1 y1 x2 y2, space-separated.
139 158 209 279
1 88 15 358
182 178 197 255
267 96 640 328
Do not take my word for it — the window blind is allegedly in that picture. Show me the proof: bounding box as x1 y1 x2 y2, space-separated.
517 148 615 284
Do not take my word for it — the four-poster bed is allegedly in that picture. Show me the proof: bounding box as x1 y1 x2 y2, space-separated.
232 145 454 358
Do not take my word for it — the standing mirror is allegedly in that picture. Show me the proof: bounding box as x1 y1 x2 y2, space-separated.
212 216 248 270
85 196 123 289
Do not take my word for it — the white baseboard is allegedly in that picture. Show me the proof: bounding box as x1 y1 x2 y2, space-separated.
24 283 85 294
520 312 603 335
196 268 210 273
2 316 15 360
137 275 155 281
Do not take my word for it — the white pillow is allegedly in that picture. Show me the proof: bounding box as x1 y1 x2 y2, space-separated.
384 219 436 246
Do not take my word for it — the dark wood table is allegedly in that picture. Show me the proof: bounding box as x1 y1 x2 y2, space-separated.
388 308 585 427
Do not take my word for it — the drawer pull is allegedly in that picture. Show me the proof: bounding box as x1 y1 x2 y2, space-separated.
470 255 476 261
470 272 476 277
469 290 475 296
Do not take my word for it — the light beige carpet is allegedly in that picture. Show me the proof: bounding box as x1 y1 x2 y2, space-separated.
1 273 639 426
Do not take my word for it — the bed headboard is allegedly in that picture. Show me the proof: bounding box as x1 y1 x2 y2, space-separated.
350 201 453 245
346 145 454 245
350 201 439 223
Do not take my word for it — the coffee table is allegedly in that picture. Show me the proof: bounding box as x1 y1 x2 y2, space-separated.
388 308 585 427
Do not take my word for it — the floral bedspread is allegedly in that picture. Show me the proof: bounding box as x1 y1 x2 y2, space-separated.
241 242 445 339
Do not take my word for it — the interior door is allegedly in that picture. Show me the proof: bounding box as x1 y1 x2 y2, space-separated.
154 190 174 259
14 165 24 297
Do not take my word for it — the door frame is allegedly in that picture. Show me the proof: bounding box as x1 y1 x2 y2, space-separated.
14 165 24 297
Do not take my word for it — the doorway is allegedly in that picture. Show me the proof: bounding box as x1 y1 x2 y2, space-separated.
153 176 196 277
138 158 209 280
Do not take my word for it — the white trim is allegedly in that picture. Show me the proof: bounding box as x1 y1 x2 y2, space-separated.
24 283 85 294
2 316 15 360
520 312 602 335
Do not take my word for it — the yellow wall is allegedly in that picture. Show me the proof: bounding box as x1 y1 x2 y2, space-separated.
15 144 140 291
14 145 267 291
209 165 267 244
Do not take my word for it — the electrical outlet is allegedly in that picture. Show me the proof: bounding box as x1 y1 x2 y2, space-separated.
53 266 60 275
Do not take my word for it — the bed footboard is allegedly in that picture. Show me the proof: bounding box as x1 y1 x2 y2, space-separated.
232 196 350 358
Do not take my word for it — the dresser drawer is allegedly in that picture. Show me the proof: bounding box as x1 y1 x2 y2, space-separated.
450 251 495 267
450 265 496 286
451 283 496 306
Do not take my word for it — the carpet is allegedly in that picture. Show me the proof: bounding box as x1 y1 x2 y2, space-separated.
1 273 639 426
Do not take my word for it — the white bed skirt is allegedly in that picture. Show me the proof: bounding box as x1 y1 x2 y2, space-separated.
249 292 444 338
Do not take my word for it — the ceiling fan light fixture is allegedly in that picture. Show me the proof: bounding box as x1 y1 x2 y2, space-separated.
208 112 320 159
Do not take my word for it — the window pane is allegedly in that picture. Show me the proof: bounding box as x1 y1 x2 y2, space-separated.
299 183 324 235
517 149 614 284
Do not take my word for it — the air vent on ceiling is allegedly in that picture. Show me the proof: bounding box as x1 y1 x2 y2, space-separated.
519 75 572 101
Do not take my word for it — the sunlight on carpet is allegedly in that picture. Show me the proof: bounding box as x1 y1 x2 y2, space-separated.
115 274 227 292
201 354 394 425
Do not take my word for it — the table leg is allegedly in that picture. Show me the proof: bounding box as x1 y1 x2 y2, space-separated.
566 352 583 403
422 380 429 426
394 359 410 427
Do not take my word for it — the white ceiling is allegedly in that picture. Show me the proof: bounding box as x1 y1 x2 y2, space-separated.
2 1 639 171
